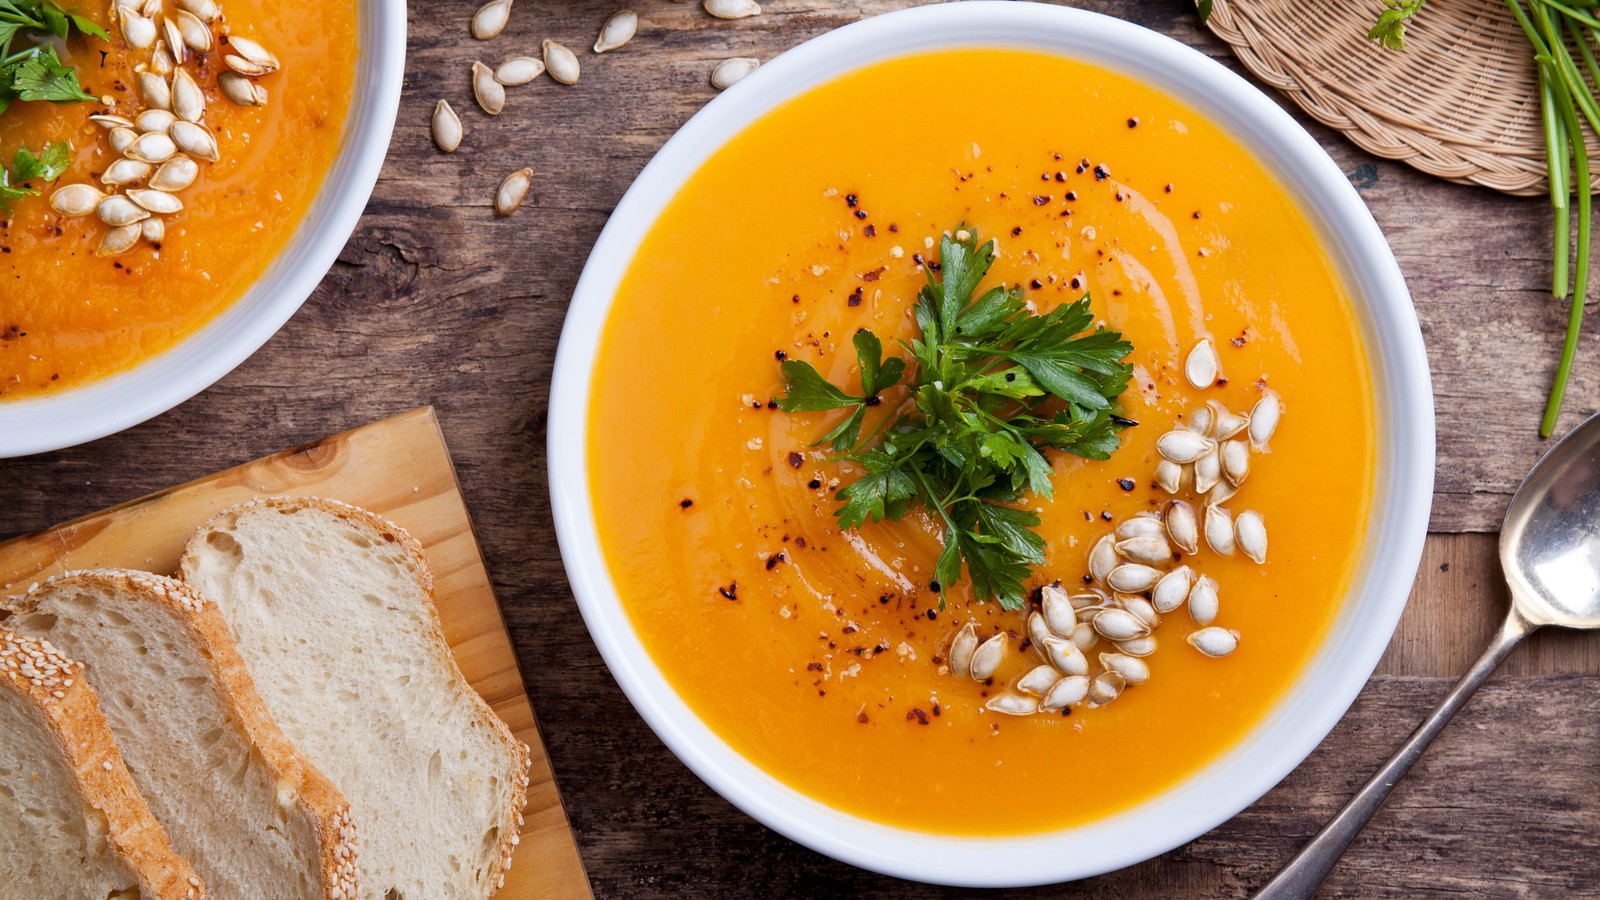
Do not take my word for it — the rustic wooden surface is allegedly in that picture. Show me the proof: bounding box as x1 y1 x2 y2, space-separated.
0 409 593 900
3 0 1598 896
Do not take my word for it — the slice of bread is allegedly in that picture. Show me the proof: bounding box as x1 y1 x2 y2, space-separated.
2 570 359 900
180 498 530 900
0 624 208 900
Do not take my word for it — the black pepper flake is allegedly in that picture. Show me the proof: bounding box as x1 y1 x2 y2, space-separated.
929 580 942 592
889 223 899 232
854 209 868 219
1082 574 1094 583
847 287 863 307
807 662 825 672
1094 164 1111 181
1004 372 1016 382
775 349 787 360
679 499 694 509
1127 116 1140 128
907 708 929 725
1054 171 1067 182
787 452 803 468
874 642 889 654
842 625 857 635
1100 511 1114 521
1032 195 1050 206
1164 183 1174 193
1030 279 1042 289
808 479 822 489
1011 227 1022 236
791 294 801 303
1040 173 1051 181
1075 161 1088 174
932 702 943 715
857 711 869 724
796 537 807 549
862 266 885 281
864 224 876 237
912 253 925 266
718 582 738 600
1117 478 1136 491
1065 191 1078 201
845 193 858 208
1114 192 1125 202
864 395 882 406
767 399 778 409
879 593 893 604
925 609 937 620
1192 211 1202 219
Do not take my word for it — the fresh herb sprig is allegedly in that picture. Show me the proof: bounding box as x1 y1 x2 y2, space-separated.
1366 0 1429 50
777 230 1135 609
0 0 106 115
0 139 69 209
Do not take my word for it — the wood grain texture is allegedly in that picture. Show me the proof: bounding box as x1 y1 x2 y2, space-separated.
0 408 591 900
4 0 1600 896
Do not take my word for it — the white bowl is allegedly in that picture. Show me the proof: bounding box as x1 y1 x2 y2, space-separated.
0 0 405 458
548 3 1434 887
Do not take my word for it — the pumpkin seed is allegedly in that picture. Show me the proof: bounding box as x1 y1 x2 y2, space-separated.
97 194 150 226
1015 664 1060 697
705 0 760 18
1206 478 1237 508
148 157 196 191
162 17 185 63
173 9 210 51
1091 607 1149 642
126 130 177 163
1027 612 1054 659
1039 674 1089 711
1115 634 1158 657
594 9 636 53
1155 458 1183 493
1151 565 1195 614
948 622 977 679
218 71 265 107
176 0 218 22
1156 429 1214 464
150 39 174 75
1040 583 1076 636
1249 394 1280 446
1185 403 1214 436
97 223 142 256
141 215 164 242
1115 515 1165 540
1088 671 1126 706
1205 505 1235 556
223 53 272 77
109 127 137 155
121 8 157 48
1115 534 1171 566
1106 563 1160 593
1193 446 1222 493
1068 589 1106 612
1118 595 1160 629
986 690 1039 716
171 69 204 122
139 71 171 109
1215 408 1250 440
1088 533 1118 585
1221 439 1249 487
1236 509 1267 564
970 633 1006 681
494 167 533 215
135 108 176 133
127 188 181 214
1187 627 1240 658
543 40 580 84
431 99 463 152
494 56 544 86
137 0 159 18
169 121 217 161
1069 621 1097 652
49 183 104 216
472 61 505 115
710 56 759 90
1187 575 1219 626
90 113 134 129
1163 500 1199 556
102 159 153 186
1039 635 1087 676
1099 652 1150 685
470 0 512 39
1185 338 1219 389
226 34 279 71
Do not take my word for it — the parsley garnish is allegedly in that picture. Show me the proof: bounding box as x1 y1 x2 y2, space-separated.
0 139 70 210
777 229 1135 610
0 0 106 115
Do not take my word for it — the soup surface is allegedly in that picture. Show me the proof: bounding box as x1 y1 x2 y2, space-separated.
588 49 1375 835
0 0 356 399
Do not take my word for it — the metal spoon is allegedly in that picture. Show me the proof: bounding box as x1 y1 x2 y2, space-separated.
1253 411 1600 899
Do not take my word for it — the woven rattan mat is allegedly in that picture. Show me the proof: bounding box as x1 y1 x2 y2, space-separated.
1206 0 1600 197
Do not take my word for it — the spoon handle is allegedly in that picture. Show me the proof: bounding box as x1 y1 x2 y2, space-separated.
1251 608 1536 900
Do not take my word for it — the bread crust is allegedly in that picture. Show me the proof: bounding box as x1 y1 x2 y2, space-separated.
0 624 210 900
6 570 361 900
180 496 532 897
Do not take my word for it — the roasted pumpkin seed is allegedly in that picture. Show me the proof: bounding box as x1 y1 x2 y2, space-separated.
97 194 150 226
543 40 580 84
1091 607 1149 642
102 158 153 186
494 56 544 86
126 130 177 163
169 121 217 161
594 9 637 52
431 99 463 152
1156 429 1214 465
711 56 759 90
1188 627 1239 658
1185 338 1219 388
472 61 505 114
494 167 533 215
704 0 760 18
986 690 1039 716
1039 674 1089 711
97 222 142 256
1236 509 1267 564
139 71 171 109
470 0 511 39
1106 563 1161 593
171 68 204 123
148 157 197 191
1163 500 1199 556
1088 670 1126 705
1151 564 1195 614
1115 534 1171 566
1187 575 1219 626
1099 652 1150 685
1205 505 1235 556
949 622 978 678
218 71 266 107
969 633 1006 681
1249 394 1280 446
49 183 104 216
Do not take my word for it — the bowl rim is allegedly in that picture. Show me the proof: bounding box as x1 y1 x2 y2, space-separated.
548 2 1435 886
0 0 406 458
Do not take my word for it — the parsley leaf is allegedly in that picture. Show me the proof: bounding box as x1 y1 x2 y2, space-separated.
0 139 69 211
777 228 1136 609
8 43 94 103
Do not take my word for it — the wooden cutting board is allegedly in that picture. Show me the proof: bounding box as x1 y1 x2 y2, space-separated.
0 407 592 900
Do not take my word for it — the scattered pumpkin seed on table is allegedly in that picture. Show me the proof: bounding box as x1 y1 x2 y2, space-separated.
472 61 506 114
543 40 580 84
495 168 533 216
704 0 760 18
471 0 511 39
711 57 759 90
494 57 544 86
594 9 636 53
431 100 463 152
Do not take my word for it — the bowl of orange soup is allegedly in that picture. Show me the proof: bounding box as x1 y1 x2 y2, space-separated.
549 2 1433 886
0 0 403 456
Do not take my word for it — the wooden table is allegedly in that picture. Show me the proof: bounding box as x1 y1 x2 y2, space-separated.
5 1 1597 896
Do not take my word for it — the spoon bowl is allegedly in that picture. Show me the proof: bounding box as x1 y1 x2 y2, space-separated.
1501 414 1600 628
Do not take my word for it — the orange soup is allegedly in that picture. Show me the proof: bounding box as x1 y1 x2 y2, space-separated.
588 50 1375 835
0 0 356 399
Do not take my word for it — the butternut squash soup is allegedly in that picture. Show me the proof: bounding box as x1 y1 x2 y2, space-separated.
0 0 355 399
588 50 1375 835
